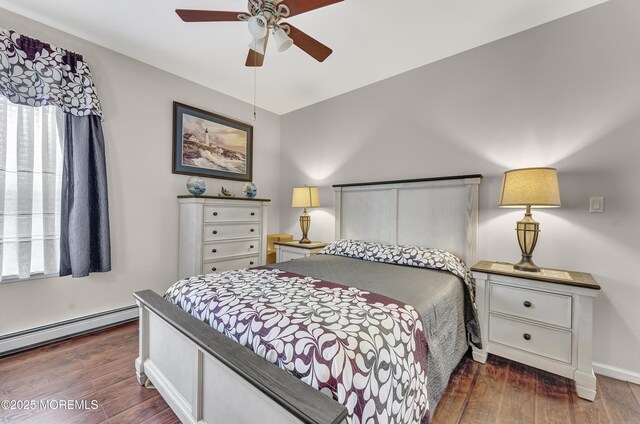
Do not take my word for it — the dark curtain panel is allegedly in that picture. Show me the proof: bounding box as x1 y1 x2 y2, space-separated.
60 114 111 277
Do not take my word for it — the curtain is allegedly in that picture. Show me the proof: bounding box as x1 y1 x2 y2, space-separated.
60 115 110 277
0 95 63 280
0 27 102 117
0 26 109 279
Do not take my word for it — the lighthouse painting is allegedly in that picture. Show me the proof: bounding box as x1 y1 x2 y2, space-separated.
173 102 253 182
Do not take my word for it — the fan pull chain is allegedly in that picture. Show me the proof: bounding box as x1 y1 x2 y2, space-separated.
252 38 257 121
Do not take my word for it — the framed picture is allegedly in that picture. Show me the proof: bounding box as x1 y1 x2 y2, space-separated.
172 102 253 182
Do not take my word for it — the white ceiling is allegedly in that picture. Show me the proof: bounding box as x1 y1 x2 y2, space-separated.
0 0 607 114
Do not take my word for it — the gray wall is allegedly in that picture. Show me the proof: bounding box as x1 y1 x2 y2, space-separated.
0 9 282 334
280 0 640 375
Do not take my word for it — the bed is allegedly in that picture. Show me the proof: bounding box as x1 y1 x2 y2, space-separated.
134 174 482 424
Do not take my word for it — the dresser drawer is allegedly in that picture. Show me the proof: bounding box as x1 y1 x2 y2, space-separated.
204 205 260 223
203 256 259 274
203 239 260 261
489 314 572 363
490 283 572 328
203 223 260 241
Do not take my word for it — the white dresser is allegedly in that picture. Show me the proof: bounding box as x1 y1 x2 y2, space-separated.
178 196 270 278
471 261 600 401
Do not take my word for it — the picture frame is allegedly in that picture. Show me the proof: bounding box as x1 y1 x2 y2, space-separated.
172 102 253 182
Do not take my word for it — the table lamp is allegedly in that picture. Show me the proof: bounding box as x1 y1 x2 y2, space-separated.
291 186 320 244
499 167 561 272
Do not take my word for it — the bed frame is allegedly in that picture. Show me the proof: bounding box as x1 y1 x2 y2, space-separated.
134 174 482 424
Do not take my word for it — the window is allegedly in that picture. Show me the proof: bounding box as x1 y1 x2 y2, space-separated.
0 94 63 281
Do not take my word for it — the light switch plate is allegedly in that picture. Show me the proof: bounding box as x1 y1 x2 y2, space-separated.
589 197 604 213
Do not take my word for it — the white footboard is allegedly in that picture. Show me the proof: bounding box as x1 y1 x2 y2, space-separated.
133 290 347 424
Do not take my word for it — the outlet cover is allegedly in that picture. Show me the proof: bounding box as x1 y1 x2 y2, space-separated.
589 197 604 213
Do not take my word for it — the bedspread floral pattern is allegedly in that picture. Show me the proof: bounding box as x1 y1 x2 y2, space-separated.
165 267 430 424
319 239 477 305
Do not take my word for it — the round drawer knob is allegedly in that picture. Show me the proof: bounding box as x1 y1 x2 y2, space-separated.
523 333 532 341
213 212 218 216
250 245 255 249
212 249 217 253
250 228 255 232
250 212 255 216
249 261 254 265
211 267 217 272
523 301 532 308
212 230 218 235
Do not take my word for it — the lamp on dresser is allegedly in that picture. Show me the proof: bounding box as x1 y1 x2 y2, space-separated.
499 167 561 272
291 186 320 244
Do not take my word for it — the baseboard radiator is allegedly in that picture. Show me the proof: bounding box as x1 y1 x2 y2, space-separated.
0 305 138 357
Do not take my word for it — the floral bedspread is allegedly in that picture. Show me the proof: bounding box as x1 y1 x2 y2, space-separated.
165 267 430 424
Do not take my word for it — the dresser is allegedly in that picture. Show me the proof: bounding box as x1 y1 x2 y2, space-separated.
471 261 600 401
178 196 270 278
274 241 328 262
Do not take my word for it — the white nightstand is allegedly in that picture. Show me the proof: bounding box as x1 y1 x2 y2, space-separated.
274 241 328 262
471 261 601 401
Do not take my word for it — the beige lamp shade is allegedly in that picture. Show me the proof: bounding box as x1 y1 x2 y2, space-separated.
499 168 561 208
292 186 320 208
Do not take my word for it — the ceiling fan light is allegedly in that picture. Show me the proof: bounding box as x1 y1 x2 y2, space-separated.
248 15 267 39
249 36 267 55
273 27 293 52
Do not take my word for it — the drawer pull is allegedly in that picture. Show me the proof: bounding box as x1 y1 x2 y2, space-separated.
250 245 255 249
213 212 218 216
211 267 217 272
523 301 532 308
212 230 218 235
249 261 254 265
523 333 532 341
250 212 255 216
250 228 255 232
211 249 217 253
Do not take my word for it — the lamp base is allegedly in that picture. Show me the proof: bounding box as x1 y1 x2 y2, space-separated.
299 211 311 244
513 206 541 273
513 255 541 273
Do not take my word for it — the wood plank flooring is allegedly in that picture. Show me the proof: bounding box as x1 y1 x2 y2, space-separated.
434 355 640 424
1 321 638 423
0 322 179 424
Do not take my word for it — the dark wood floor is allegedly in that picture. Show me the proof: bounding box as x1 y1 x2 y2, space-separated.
0 322 638 424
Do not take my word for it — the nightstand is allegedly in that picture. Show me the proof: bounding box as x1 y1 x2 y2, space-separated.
471 261 601 401
274 241 328 262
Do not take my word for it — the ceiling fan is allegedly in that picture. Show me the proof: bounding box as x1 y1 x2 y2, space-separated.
176 0 343 67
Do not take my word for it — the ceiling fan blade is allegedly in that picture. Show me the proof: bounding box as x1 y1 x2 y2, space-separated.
245 49 265 67
176 9 245 22
283 23 332 62
278 0 343 17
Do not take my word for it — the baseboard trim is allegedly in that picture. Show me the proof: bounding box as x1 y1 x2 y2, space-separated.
593 361 640 385
0 305 139 357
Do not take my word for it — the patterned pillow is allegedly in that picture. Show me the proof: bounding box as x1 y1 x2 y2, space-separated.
319 239 476 303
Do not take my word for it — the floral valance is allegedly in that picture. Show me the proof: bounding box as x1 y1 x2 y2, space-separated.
0 26 102 117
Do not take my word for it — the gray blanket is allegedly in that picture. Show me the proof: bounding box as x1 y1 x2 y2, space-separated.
267 254 470 411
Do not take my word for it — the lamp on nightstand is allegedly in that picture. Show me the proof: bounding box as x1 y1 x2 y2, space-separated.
292 186 320 244
499 167 561 272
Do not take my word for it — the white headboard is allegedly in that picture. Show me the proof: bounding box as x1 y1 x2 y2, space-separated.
334 175 482 265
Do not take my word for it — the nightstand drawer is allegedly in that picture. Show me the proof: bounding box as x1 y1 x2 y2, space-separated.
203 256 259 273
203 205 260 222
490 283 572 328
489 314 572 363
204 223 260 241
202 239 260 261
279 249 307 262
